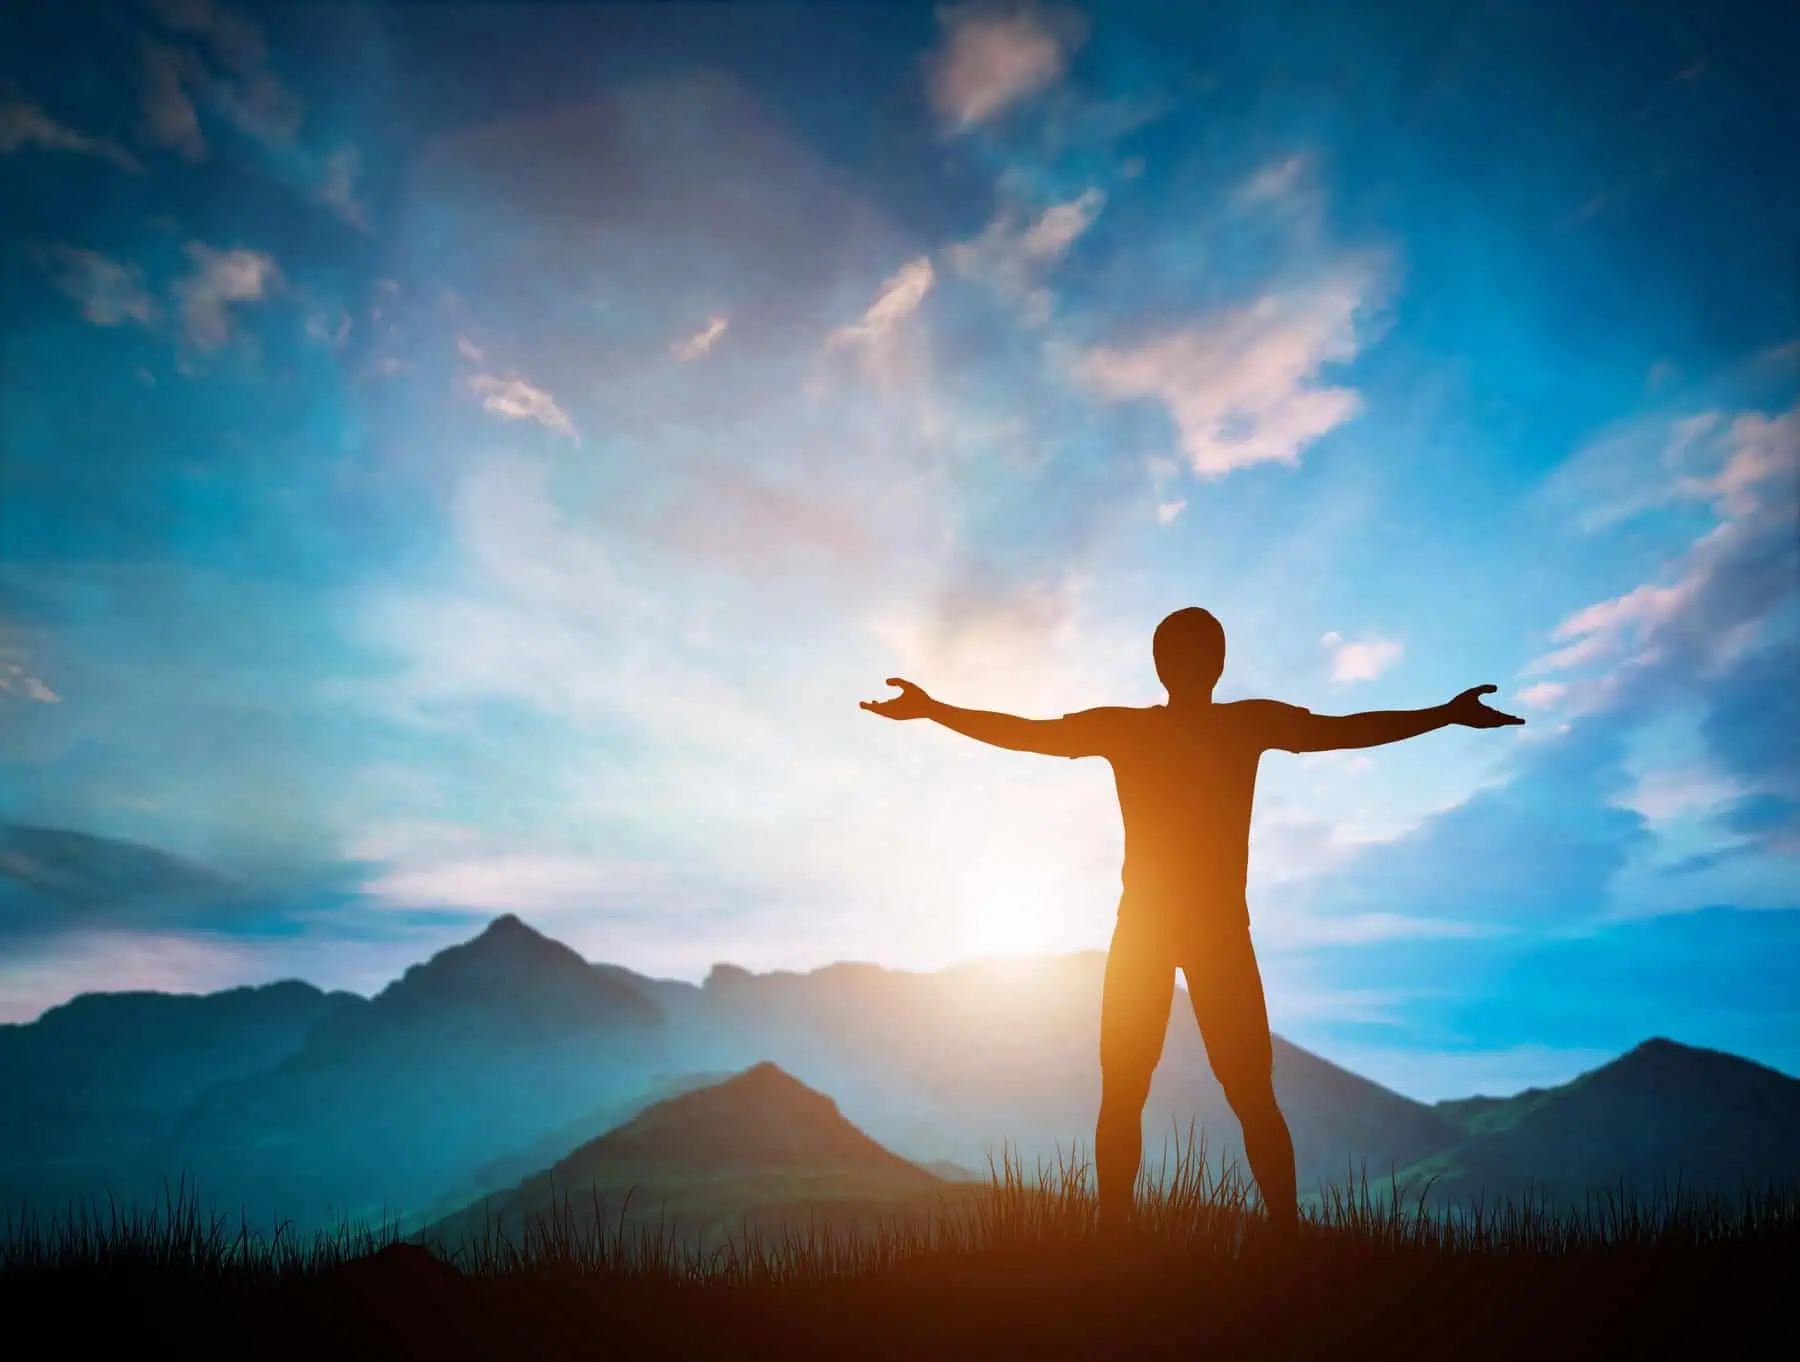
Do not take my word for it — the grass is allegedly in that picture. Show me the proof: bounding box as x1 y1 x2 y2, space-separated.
4 1139 1795 1360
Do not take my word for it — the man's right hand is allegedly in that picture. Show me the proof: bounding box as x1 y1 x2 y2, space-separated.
860 677 937 720
1444 684 1524 729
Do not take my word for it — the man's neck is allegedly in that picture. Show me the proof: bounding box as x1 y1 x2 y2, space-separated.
1165 689 1216 716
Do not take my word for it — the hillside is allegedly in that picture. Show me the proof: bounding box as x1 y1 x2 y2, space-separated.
1405 1038 1800 1207
428 1063 949 1248
0 979 363 1213
144 915 669 1228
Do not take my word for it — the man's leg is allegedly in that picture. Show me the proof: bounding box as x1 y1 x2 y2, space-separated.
1097 910 1177 1231
1185 928 1297 1231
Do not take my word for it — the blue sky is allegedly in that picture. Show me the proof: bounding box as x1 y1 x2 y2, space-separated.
1 0 1795 1099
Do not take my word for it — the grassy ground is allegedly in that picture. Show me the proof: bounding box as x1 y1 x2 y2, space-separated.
4 1146 1793 1360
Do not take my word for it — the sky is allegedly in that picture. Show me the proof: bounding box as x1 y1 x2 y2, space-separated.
1 0 1796 1099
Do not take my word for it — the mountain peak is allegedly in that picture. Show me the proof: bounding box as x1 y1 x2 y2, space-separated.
473 912 545 946
349 916 662 1034
547 1062 937 1182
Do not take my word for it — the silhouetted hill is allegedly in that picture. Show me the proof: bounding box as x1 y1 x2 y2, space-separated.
0 979 362 1212
146 915 668 1228
305 913 660 1049
1407 1039 1800 1206
428 1063 944 1247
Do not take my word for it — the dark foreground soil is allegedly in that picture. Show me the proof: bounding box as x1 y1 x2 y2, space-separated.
3 1237 1787 1361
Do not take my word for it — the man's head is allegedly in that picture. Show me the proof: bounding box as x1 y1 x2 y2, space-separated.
1153 607 1226 699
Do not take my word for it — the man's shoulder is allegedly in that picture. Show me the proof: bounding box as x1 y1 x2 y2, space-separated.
1217 697 1317 751
1218 697 1313 717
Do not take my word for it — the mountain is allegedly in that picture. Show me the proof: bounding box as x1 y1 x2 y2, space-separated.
427 1063 948 1248
675 951 1462 1194
0 980 362 1212
1407 1038 1800 1208
5 908 1796 1232
146 915 668 1228
408 1069 738 1230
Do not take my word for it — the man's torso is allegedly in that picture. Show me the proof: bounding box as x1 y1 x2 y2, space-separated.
1061 700 1307 925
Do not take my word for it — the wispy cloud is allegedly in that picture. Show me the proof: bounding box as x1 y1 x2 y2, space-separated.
945 188 1104 324
672 314 729 361
143 0 301 149
826 256 935 378
314 145 367 229
1515 681 1567 710
1076 263 1380 476
0 661 60 704
926 3 1084 131
49 248 160 328
1236 153 1312 208
1529 405 1798 686
0 98 145 174
467 374 580 443
1320 631 1402 683
138 40 207 159
173 242 282 350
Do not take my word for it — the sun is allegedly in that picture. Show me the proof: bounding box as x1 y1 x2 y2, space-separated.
962 879 1069 960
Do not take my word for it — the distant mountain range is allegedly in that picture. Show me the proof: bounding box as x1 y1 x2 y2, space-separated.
3 908 1796 1232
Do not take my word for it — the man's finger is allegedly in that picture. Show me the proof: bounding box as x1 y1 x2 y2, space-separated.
1475 683 1497 696
885 677 905 689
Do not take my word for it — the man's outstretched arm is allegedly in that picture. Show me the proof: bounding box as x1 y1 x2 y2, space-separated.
860 678 1088 757
1280 685 1523 753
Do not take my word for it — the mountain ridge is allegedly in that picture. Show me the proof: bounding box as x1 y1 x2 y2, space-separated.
3 909 1796 1228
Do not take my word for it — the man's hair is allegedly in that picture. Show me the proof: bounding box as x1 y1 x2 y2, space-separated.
1153 607 1226 693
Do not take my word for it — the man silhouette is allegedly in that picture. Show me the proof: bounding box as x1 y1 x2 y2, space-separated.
862 606 1522 1234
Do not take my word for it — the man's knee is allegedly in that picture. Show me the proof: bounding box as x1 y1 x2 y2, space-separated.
1098 1057 1156 1118
1217 1065 1280 1128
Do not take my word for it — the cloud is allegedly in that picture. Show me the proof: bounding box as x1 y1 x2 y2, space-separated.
925 3 1084 131
1515 681 1567 710
945 188 1104 324
138 40 207 159
1075 264 1380 477
1613 765 1745 826
1293 723 1648 930
0 98 145 173
1519 399 1799 861
360 846 674 917
304 307 352 349
826 255 935 377
672 314 729 361
0 660 60 704
1155 499 1186 525
48 248 160 328
137 3 306 167
1320 632 1402 683
467 375 580 443
146 0 266 72
173 242 282 350
1527 403 1797 690
1544 406 1798 535
1236 153 1312 209
315 145 367 229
